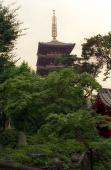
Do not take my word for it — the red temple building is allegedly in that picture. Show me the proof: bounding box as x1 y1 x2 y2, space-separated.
37 11 75 76
93 88 111 138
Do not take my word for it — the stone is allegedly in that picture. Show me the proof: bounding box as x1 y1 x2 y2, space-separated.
52 158 63 170
28 153 47 159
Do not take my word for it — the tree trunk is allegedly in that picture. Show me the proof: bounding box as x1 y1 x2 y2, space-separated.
18 131 27 146
89 149 93 170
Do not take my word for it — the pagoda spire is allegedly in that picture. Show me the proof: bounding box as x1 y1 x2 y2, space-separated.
52 10 57 41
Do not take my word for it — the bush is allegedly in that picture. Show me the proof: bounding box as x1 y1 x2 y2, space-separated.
94 164 105 170
0 137 84 169
0 129 18 148
27 134 47 144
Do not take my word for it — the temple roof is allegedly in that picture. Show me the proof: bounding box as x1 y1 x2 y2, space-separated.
38 41 75 54
98 88 111 107
40 40 75 46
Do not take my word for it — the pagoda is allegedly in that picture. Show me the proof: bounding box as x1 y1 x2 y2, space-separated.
36 10 75 76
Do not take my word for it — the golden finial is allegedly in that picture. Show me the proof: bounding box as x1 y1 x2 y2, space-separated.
52 10 57 41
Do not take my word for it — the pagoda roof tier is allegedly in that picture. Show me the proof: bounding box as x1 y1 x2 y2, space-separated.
37 40 75 55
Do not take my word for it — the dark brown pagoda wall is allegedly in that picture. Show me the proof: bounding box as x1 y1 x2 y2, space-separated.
37 55 56 66
37 53 67 76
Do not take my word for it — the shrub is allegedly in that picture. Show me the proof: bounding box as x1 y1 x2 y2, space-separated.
0 129 18 148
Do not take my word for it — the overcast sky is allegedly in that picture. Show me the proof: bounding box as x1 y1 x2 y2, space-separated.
4 0 111 87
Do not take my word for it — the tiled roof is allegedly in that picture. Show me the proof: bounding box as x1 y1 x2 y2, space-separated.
99 89 111 107
39 40 75 46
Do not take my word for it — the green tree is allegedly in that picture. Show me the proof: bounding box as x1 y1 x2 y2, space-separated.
0 1 21 83
39 109 101 140
39 110 111 170
0 2 21 82
0 64 40 144
0 2 21 53
81 33 111 79
1 68 100 132
0 53 15 83
41 68 100 113
1 66 37 124
0 2 22 131
54 54 77 67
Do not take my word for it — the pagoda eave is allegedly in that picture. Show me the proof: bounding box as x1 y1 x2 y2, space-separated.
37 42 75 55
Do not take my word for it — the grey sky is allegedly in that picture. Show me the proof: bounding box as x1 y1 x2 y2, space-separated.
4 0 111 87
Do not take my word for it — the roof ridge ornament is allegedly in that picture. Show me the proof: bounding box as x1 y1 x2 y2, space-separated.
52 10 57 41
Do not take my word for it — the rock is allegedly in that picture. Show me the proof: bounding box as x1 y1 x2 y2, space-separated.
71 153 81 162
69 153 86 170
18 131 27 146
52 158 63 170
28 153 47 159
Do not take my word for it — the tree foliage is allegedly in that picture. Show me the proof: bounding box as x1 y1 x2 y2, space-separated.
0 63 39 132
0 2 21 53
81 33 111 79
54 54 77 67
0 68 101 133
39 109 111 169
39 68 100 114
0 2 22 131
39 109 102 143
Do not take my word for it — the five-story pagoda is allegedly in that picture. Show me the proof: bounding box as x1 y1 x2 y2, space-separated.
37 10 75 76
